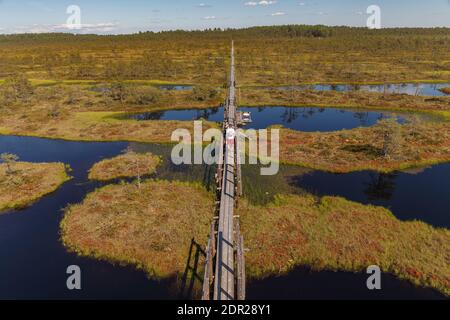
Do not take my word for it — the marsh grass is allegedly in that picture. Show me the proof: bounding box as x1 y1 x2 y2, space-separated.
0 162 70 212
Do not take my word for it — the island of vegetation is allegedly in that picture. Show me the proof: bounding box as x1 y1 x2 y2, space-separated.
268 118 450 173
60 180 213 278
60 180 449 296
0 153 71 212
88 151 161 181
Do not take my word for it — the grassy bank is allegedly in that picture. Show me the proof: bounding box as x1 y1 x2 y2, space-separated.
60 180 450 295
0 162 70 212
240 194 450 296
88 152 161 181
0 110 219 143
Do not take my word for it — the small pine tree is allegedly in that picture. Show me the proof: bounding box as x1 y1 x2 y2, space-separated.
378 119 403 160
0 153 19 174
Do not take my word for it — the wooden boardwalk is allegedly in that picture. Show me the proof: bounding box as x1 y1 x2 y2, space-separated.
202 41 246 301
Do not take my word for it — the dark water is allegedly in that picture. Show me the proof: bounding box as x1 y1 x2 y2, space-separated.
0 136 447 299
247 267 445 300
157 85 194 91
0 136 210 299
125 106 408 132
259 83 450 97
290 164 450 229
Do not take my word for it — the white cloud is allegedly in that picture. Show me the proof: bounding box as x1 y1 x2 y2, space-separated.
245 1 277 7
203 16 217 20
271 11 286 16
259 0 277 5
11 22 119 34
197 3 212 8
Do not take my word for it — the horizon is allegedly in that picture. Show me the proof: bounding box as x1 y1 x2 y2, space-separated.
0 0 449 35
1 23 450 37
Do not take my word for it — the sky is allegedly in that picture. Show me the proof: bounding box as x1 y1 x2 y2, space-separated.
0 0 449 34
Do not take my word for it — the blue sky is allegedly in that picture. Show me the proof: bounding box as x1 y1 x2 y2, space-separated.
0 0 449 34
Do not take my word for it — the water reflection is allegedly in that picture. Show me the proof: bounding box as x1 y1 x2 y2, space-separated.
364 173 398 201
259 82 450 97
124 106 408 132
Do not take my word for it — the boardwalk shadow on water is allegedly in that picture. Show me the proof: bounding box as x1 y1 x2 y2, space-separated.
179 238 207 300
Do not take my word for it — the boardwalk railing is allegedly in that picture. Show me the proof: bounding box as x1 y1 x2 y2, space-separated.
201 222 216 300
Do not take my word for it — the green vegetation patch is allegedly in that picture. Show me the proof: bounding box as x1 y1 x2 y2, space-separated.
61 180 213 278
88 151 161 181
239 194 450 296
0 158 71 212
